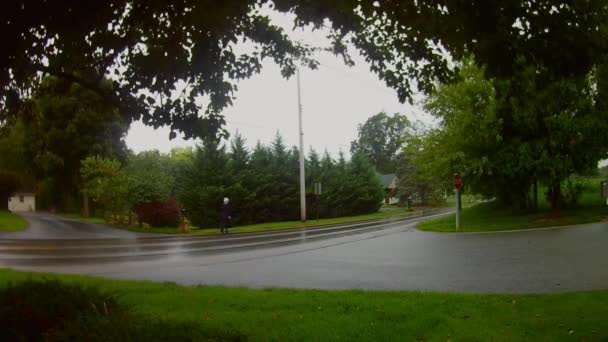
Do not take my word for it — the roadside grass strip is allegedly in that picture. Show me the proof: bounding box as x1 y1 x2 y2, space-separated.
0 211 28 232
418 201 608 233
1 269 606 341
64 208 416 235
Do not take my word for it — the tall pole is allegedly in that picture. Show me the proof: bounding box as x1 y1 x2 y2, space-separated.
297 68 307 222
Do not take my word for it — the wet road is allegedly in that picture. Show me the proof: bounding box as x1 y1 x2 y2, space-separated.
0 212 160 239
1 211 607 293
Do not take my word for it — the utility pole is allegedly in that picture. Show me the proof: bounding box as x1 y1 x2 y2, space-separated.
297 68 306 222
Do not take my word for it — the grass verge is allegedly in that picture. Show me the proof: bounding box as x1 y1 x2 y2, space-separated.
418 201 608 233
0 210 28 232
1 268 607 341
185 208 415 235
62 209 415 235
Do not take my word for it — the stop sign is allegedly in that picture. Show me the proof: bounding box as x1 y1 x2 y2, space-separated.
453 174 462 190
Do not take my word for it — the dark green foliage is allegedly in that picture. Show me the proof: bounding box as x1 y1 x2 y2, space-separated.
126 150 174 206
0 279 245 342
4 1 605 143
179 141 233 228
180 133 384 228
409 59 608 210
16 77 128 212
0 169 20 211
134 199 181 228
1 0 318 141
0 279 124 341
344 153 385 215
350 112 412 174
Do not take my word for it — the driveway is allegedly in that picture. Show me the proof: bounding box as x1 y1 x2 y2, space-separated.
0 212 162 239
0 211 607 293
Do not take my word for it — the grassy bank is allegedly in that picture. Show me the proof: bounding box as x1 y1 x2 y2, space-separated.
0 211 28 232
1 269 607 341
419 178 607 232
418 202 607 232
186 208 415 235
64 208 415 235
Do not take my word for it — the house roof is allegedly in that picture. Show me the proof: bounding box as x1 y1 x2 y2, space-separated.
11 192 36 196
12 184 36 196
15 183 36 193
376 173 397 189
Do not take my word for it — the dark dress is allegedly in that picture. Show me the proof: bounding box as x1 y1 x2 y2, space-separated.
220 203 231 233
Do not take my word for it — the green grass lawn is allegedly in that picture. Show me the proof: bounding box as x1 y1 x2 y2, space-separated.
0 211 28 232
63 209 415 235
419 178 608 232
1 268 607 341
184 209 415 235
418 202 607 232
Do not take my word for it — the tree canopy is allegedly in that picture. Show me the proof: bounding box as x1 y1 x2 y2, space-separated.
411 58 608 209
351 112 411 174
17 77 128 211
4 1 606 141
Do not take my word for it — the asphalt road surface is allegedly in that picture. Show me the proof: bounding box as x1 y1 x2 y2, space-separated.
1 211 607 293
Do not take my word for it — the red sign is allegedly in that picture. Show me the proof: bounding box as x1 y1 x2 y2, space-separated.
453 174 463 190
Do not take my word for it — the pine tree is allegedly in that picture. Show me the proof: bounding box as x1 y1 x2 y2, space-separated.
346 153 385 215
180 141 231 228
228 133 254 225
249 141 273 223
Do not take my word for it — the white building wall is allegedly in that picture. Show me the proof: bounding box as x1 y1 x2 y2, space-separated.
8 194 36 212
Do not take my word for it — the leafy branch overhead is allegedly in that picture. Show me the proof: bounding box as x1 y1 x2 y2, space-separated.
3 1 606 140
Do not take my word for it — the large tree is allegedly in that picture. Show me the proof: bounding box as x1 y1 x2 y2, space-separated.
351 112 411 173
3 1 605 141
18 77 128 211
125 150 174 207
418 59 608 209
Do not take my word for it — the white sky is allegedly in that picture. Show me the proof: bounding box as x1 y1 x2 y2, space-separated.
126 11 432 158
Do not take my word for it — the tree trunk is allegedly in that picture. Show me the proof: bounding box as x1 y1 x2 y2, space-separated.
549 182 562 210
82 191 89 218
533 180 538 211
63 192 74 213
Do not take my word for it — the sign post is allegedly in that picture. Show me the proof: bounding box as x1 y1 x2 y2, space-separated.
601 181 608 206
313 183 322 220
453 174 462 231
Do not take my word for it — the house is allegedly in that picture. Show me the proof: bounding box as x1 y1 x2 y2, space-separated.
8 191 36 212
377 172 399 205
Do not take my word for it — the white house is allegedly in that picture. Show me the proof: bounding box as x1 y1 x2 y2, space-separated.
8 192 36 212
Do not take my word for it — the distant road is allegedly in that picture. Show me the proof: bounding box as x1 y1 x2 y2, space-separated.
1 210 607 294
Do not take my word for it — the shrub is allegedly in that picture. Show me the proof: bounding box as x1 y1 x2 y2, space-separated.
134 199 181 227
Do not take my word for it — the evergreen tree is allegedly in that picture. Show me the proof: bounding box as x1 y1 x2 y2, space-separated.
249 141 274 223
318 151 337 217
228 133 254 225
346 153 385 215
179 142 231 228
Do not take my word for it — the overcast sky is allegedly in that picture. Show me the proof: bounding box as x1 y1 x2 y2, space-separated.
125 10 432 158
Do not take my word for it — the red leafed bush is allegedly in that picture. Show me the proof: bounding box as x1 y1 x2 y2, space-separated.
134 199 180 228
